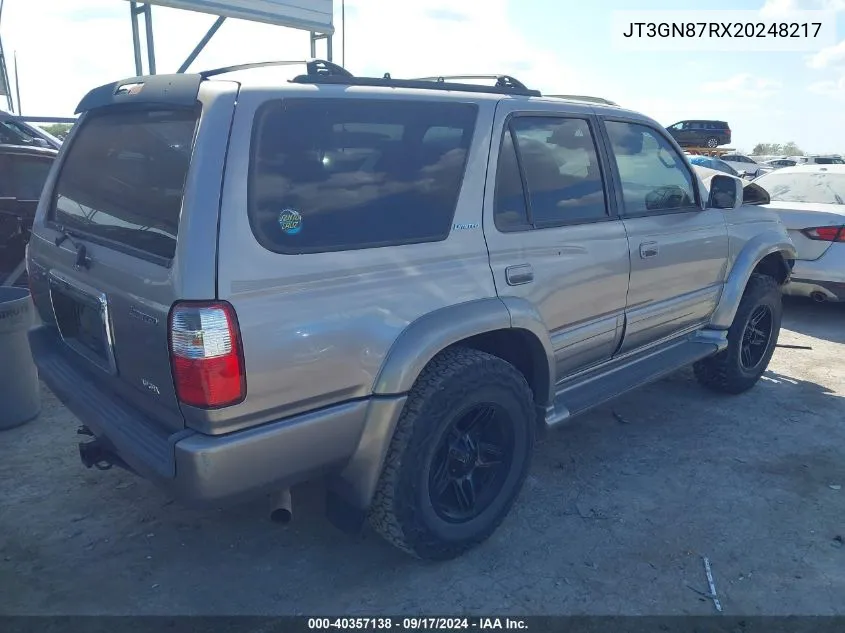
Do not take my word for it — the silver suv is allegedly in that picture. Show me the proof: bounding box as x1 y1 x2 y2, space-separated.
26 60 796 561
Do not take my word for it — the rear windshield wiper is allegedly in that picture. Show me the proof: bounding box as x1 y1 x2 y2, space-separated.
54 225 83 248
92 224 174 243
54 226 92 270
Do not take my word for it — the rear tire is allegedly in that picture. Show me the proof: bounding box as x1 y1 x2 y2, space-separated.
369 347 535 561
705 137 719 148
694 274 781 394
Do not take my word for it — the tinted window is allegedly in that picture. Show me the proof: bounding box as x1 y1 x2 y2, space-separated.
0 121 37 146
754 171 845 204
51 108 198 261
712 158 739 176
494 130 530 231
688 155 739 177
605 120 697 214
814 157 844 164
248 99 477 254
507 117 607 227
0 154 12 198
9 155 54 199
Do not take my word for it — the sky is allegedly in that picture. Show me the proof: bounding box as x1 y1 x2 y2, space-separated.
2 0 845 153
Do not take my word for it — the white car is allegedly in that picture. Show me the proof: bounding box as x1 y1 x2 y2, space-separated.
751 164 845 303
720 153 774 179
761 158 799 169
787 155 844 166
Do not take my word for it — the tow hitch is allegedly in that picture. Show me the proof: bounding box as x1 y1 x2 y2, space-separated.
77 427 133 473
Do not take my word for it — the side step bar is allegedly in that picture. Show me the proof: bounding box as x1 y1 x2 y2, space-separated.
545 330 728 426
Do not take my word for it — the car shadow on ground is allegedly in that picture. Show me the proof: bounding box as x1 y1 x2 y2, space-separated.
782 296 845 344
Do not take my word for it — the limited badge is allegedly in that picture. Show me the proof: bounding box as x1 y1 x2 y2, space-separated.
278 208 302 235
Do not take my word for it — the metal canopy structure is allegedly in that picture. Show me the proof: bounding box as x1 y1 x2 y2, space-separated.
0 0 13 112
121 0 335 76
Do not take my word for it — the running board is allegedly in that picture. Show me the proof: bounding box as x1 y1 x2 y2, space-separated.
545 330 728 426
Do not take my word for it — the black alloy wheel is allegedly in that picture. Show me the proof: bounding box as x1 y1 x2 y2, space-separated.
429 403 514 523
739 305 774 371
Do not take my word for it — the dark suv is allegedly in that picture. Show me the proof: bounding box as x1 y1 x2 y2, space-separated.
0 144 57 285
666 120 731 148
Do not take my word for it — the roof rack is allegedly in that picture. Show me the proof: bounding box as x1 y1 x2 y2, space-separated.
200 58 352 79
291 71 541 97
547 94 618 106
411 74 538 95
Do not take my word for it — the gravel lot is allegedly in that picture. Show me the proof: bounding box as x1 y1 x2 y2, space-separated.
1 297 843 616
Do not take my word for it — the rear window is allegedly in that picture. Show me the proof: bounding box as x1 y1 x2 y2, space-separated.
50 108 198 262
248 98 478 254
754 171 845 204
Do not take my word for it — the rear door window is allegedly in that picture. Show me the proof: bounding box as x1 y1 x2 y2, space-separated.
50 108 199 262
505 116 608 227
248 98 477 254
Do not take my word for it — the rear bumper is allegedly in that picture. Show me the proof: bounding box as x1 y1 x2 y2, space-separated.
784 246 845 302
29 325 374 504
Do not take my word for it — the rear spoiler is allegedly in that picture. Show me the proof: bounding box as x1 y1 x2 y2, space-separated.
75 73 203 114
74 59 347 114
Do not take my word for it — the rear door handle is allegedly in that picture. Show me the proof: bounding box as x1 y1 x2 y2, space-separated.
505 264 534 286
639 241 659 259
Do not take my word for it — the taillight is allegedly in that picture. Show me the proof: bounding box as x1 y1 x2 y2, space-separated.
168 301 246 409
801 226 845 242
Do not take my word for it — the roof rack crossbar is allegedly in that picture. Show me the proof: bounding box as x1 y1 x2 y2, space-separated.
290 74 541 97
200 58 352 79
412 74 532 92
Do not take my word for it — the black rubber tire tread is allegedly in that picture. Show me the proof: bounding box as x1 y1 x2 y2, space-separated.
368 346 535 561
694 273 782 394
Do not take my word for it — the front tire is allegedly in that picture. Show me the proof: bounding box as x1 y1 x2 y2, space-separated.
369 347 535 561
694 274 782 394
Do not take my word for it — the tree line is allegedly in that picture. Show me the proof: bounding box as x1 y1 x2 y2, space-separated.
42 123 73 139
750 142 804 156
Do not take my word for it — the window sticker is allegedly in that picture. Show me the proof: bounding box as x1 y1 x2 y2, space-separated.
278 208 302 235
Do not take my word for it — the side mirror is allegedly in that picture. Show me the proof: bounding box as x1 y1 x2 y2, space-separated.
708 174 743 209
742 181 771 206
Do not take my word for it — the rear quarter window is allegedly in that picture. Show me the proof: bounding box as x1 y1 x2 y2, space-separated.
247 98 478 254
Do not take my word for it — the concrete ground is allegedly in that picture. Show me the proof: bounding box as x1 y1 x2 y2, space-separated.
1 298 843 616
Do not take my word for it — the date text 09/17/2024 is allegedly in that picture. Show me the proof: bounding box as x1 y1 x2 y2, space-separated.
307 618 528 630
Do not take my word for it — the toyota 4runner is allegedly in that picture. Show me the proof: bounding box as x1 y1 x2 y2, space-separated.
26 60 796 561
